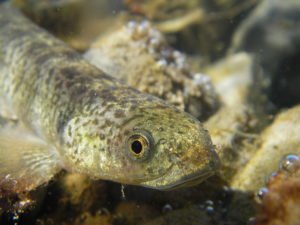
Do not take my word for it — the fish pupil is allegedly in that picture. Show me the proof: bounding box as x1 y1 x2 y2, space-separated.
131 140 143 154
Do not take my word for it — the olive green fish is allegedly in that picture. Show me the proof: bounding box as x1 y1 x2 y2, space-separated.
0 4 219 194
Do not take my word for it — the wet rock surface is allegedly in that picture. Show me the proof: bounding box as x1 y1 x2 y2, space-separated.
231 105 300 191
204 53 269 181
11 0 86 35
254 155 300 225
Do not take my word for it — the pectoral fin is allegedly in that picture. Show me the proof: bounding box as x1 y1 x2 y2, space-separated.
0 129 61 195
0 61 18 120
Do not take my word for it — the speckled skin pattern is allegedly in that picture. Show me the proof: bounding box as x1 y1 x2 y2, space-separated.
0 4 219 190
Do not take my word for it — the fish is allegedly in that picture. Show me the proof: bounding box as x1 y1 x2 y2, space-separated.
0 4 219 194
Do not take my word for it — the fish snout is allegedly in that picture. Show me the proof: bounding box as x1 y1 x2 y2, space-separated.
178 142 220 173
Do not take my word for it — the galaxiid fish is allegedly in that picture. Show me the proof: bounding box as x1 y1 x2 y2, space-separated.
0 4 219 194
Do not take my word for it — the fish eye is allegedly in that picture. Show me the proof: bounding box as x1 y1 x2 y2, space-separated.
131 140 143 154
126 131 153 161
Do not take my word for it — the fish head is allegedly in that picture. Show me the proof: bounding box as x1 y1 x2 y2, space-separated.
107 100 220 190
62 94 219 190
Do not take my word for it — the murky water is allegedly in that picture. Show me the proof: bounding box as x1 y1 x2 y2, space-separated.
1 1 300 225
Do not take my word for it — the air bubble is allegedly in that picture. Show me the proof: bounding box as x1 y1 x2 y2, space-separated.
157 59 168 69
193 73 211 85
162 203 173 213
279 154 300 173
204 200 215 215
248 217 256 225
257 187 268 200
126 21 139 38
140 20 151 30
17 199 32 209
266 171 278 184
205 200 214 206
126 21 137 31
205 206 215 215
12 211 20 225
149 38 160 49
137 21 150 37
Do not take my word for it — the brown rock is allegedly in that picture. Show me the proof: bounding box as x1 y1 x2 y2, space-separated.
254 159 300 225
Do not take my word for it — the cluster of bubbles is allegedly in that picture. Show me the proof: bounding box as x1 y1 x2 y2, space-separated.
161 199 217 215
125 20 219 119
203 199 215 215
126 20 187 71
257 154 300 201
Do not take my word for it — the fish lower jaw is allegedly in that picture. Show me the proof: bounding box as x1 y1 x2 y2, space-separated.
140 168 215 191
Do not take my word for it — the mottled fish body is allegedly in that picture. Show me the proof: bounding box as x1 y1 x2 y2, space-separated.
0 4 219 193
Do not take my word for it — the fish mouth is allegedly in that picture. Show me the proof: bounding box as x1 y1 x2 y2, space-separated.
139 148 220 190
140 166 215 191
162 170 214 190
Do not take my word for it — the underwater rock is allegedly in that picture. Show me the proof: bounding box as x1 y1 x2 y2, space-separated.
203 53 269 111
114 201 159 225
0 187 46 224
204 53 269 180
231 0 300 63
231 105 300 191
125 0 258 61
11 0 86 34
55 173 107 210
108 178 257 225
141 205 211 225
85 21 220 120
0 193 32 214
33 173 108 224
108 176 225 206
254 155 300 225
124 0 199 21
223 189 257 225
205 106 256 180
73 213 113 225
11 0 124 51
230 0 300 108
